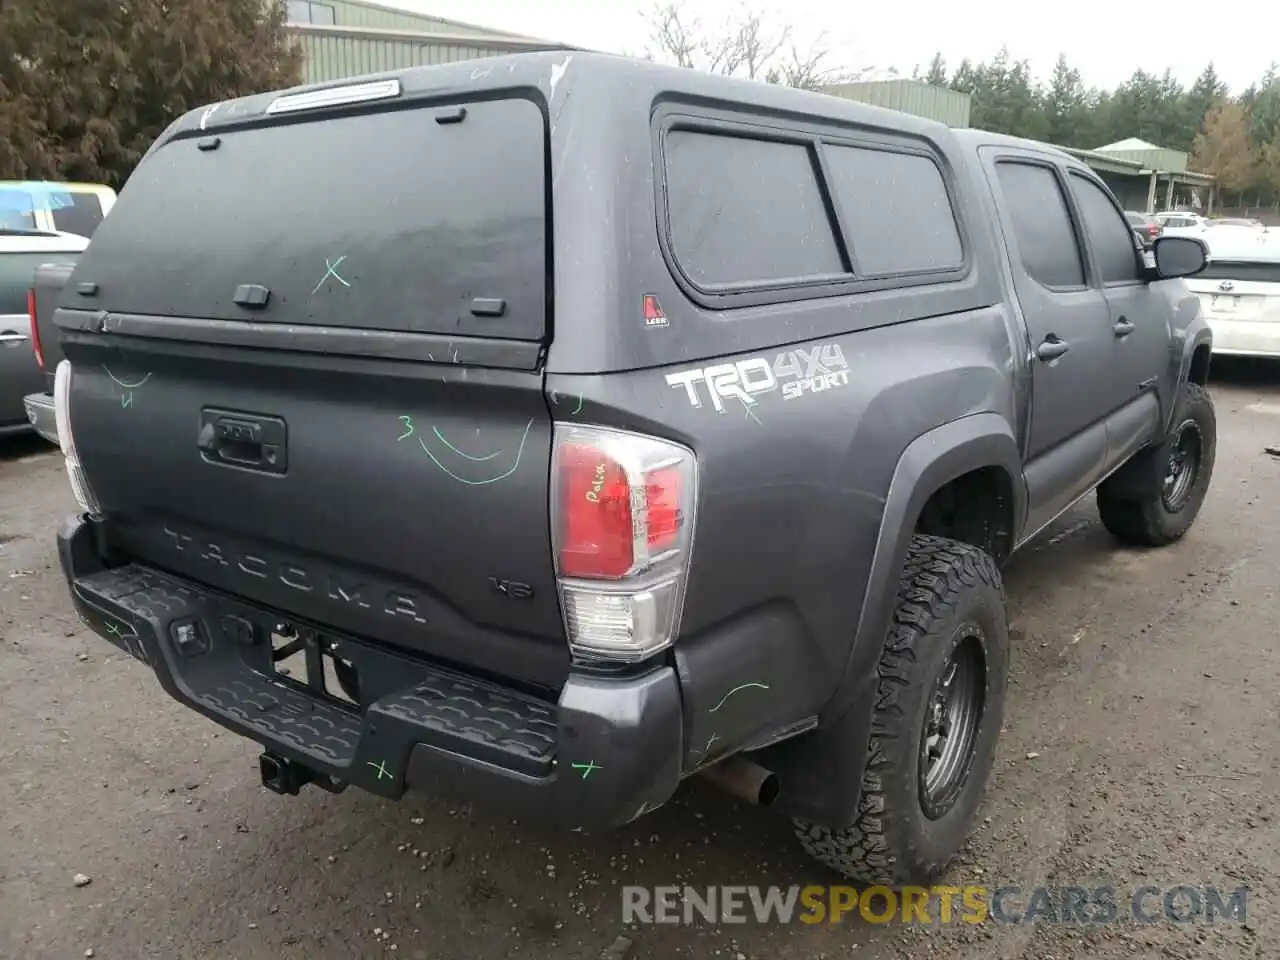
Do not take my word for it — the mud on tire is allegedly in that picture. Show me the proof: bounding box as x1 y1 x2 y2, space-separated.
793 534 1009 886
1097 383 1216 547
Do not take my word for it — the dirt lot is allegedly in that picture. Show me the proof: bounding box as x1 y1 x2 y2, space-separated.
2 365 1278 960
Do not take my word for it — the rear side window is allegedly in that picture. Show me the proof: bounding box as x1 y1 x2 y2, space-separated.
1069 174 1141 284
664 130 844 288
0 189 38 232
71 98 547 341
51 193 104 238
823 144 963 275
995 162 1084 289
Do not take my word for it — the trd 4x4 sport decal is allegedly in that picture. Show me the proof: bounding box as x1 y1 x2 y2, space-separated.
664 344 850 412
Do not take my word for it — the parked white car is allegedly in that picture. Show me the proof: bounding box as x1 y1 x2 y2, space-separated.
1185 236 1280 359
1155 211 1208 233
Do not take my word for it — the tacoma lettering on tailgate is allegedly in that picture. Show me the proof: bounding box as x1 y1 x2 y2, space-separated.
162 527 427 624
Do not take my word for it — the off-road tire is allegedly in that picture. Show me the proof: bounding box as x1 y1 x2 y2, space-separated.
1097 383 1216 547
793 534 1009 886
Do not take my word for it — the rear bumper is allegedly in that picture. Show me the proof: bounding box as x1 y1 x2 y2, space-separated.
23 392 57 444
58 514 684 829
1204 318 1280 358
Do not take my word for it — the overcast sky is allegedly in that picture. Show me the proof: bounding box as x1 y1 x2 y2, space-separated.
386 0 1274 93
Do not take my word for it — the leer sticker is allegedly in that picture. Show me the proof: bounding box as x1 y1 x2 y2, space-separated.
642 294 669 329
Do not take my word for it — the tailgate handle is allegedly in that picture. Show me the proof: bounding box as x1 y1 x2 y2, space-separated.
198 409 288 475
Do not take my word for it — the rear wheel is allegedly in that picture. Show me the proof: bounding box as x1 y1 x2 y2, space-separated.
792 535 1009 885
1097 383 1216 547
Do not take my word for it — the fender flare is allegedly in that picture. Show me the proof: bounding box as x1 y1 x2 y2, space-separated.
1174 328 1213 407
761 412 1025 826
846 412 1025 690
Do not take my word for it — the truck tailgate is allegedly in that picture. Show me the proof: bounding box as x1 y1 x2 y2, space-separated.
64 350 565 689
58 92 567 692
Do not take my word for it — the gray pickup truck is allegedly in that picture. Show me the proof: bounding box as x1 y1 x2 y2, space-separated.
22 259 79 443
44 54 1214 885
0 231 86 441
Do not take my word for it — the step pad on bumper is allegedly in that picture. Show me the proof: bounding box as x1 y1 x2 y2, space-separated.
71 563 557 790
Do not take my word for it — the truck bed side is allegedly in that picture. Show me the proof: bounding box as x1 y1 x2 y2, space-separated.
33 261 78 392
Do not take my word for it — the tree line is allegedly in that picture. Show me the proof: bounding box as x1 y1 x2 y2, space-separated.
919 51 1280 203
641 3 1280 206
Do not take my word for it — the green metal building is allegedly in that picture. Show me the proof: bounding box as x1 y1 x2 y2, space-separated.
822 79 973 128
1088 138 1215 212
282 2 973 128
283 0 577 85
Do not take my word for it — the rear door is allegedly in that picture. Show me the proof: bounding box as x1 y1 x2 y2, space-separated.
983 155 1116 534
60 95 569 692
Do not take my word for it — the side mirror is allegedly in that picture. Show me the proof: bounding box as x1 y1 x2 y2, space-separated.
1150 235 1207 279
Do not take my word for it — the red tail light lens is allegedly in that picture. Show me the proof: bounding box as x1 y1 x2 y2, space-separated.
27 288 44 371
551 423 698 661
556 443 687 579
644 467 681 553
558 443 635 578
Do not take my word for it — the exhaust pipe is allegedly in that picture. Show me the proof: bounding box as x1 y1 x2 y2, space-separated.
698 756 780 808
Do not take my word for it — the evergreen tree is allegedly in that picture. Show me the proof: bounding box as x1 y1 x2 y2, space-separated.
0 0 302 186
1184 62 1228 145
1248 63 1280 147
1043 55 1088 147
923 52 948 87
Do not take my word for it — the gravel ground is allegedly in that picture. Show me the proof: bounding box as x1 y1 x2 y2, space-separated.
2 364 1278 960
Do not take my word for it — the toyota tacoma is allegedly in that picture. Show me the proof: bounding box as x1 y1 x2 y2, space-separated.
45 53 1216 884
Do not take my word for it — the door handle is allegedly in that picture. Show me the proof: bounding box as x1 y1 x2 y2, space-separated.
1036 336 1070 361
0 330 29 343
1113 317 1135 337
197 409 288 475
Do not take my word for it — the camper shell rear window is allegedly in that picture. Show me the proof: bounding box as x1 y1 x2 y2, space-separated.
70 97 548 342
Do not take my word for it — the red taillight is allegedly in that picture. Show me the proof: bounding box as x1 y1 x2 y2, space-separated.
559 443 635 578
557 445 685 579
551 423 697 661
643 467 681 553
27 288 44 371
1147 225 1160 236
